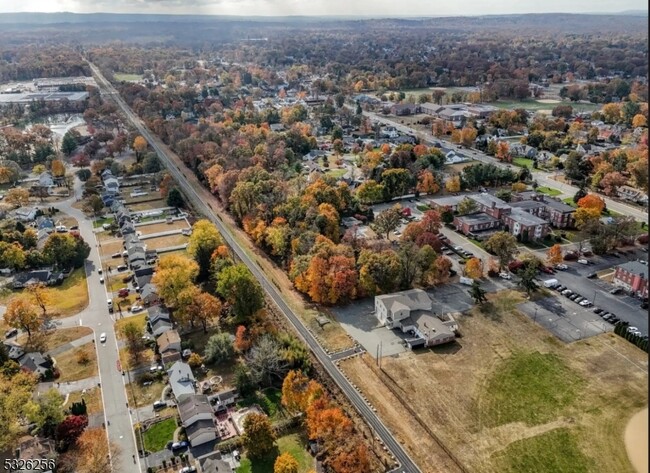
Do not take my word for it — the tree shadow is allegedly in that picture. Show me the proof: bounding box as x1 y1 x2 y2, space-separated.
479 301 502 321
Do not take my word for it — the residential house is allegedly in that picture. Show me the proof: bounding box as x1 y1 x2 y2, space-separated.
502 208 550 241
134 266 155 291
13 270 63 289
613 261 648 298
453 213 501 240
510 144 537 159
420 102 445 115
35 216 55 232
177 395 217 447
13 207 38 222
157 330 182 364
19 352 53 379
197 452 232 473
140 283 159 306
374 289 457 349
207 388 238 412
104 177 119 193
168 361 196 402
4 341 25 360
38 171 54 188
618 185 648 205
147 306 172 337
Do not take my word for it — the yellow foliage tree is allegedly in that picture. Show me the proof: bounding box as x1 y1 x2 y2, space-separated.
546 244 563 265
445 175 461 193
632 114 647 128
274 452 299 473
464 257 483 279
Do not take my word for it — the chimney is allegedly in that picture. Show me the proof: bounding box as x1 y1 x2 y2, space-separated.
491 201 496 209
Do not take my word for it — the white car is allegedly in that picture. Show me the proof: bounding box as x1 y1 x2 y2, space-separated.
99 333 107 343
579 300 592 307
577 259 589 265
130 305 144 313
499 272 511 280
627 326 640 333
555 264 568 270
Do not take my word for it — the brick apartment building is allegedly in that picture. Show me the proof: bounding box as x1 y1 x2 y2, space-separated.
613 261 649 298
453 213 501 240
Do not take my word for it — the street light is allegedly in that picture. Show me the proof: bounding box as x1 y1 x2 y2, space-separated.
534 307 538 322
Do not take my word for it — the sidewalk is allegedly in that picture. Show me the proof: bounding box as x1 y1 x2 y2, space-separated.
46 334 95 357
39 375 100 395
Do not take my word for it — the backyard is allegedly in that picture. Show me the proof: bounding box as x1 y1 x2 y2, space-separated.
55 342 98 383
141 417 177 452
536 186 562 197
236 431 315 473
339 289 648 473
512 157 534 169
66 387 103 415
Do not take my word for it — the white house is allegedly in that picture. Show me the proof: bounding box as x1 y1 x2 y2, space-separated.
38 171 54 187
14 207 38 222
168 361 196 402
375 289 457 349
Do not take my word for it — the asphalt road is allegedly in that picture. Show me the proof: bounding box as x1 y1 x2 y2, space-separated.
87 60 420 473
53 179 140 472
361 109 648 223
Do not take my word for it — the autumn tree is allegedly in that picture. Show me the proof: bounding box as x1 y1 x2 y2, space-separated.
50 159 66 178
356 180 384 204
188 292 222 332
358 249 401 295
281 370 324 414
0 242 26 270
445 175 461 193
427 255 453 286
496 141 511 162
4 297 40 340
460 127 478 147
574 207 601 234
74 428 118 473
577 194 605 213
275 452 299 473
632 114 647 128
42 233 77 269
546 244 564 266
0 370 38 450
121 321 145 365
132 135 148 161
416 170 440 195
511 182 527 193
56 415 88 449
464 257 483 279
25 388 64 437
216 264 265 320
242 412 276 457
25 282 51 319
485 232 518 270
330 441 371 473
234 325 252 352
372 205 403 239
457 197 478 215
306 401 353 451
151 254 198 308
4 188 30 208
187 220 224 282
380 168 412 200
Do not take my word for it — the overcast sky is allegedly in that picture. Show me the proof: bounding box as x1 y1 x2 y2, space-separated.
0 0 647 16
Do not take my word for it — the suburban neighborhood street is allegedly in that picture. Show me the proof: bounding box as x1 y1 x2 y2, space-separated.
87 59 422 473
52 178 140 473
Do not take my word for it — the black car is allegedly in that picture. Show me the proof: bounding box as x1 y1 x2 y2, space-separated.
609 316 620 324
556 285 566 292
593 308 603 314
569 294 580 300
586 272 597 279
116 265 128 272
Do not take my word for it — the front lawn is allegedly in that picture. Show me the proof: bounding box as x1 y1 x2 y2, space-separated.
142 417 177 452
55 342 98 383
18 326 92 351
512 157 534 169
114 313 148 340
236 432 314 473
126 379 165 407
66 387 103 415
536 186 562 196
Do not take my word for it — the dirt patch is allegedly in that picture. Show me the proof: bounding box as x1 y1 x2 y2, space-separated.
625 408 648 473
128 200 168 211
144 234 188 250
344 290 648 473
137 220 188 236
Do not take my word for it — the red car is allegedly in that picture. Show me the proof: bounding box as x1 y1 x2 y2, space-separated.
118 288 129 298
540 266 555 274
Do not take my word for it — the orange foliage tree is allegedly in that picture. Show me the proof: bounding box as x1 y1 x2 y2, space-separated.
546 244 563 265
577 194 605 213
464 257 483 279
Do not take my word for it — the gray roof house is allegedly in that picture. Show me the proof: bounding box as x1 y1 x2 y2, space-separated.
177 394 217 446
38 171 54 187
168 361 196 402
374 289 457 349
19 352 53 378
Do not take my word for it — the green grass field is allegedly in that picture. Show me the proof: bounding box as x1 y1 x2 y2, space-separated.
238 388 285 421
482 351 583 428
325 168 347 179
236 432 314 473
493 428 592 473
142 417 176 452
536 186 562 196
512 157 534 169
490 99 601 113
114 73 143 82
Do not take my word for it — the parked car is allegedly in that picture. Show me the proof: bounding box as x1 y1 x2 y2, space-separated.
118 288 129 297
116 265 128 272
170 441 188 451
99 277 104 284
627 326 640 333
586 272 597 279
574 296 584 303
179 467 197 473
130 305 144 313
579 300 592 307
5 328 18 338
556 285 566 292
149 365 164 373
153 401 167 411
609 287 623 295
111 252 121 258
540 266 554 274
593 308 603 314
577 259 589 265
569 294 579 300
499 272 511 280
561 289 572 296
609 316 620 324
555 264 568 270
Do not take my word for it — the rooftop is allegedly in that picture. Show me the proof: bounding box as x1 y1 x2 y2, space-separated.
507 208 548 226
470 193 511 210
617 261 648 279
178 394 214 422
455 212 500 225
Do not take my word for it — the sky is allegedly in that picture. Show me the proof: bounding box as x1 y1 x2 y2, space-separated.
0 0 647 16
